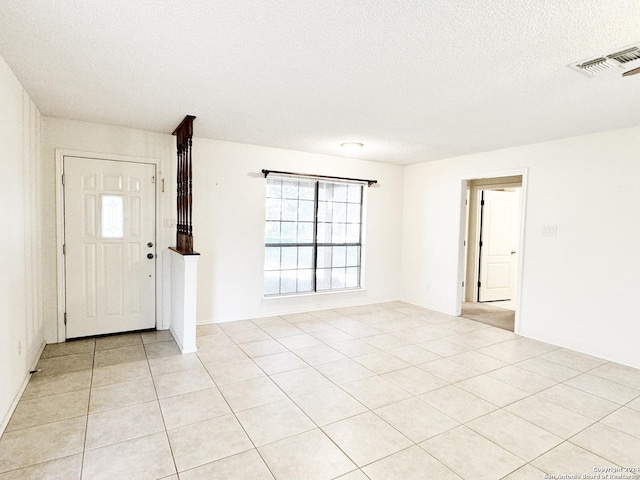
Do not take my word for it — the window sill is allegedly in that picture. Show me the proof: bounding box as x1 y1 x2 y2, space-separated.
262 287 366 301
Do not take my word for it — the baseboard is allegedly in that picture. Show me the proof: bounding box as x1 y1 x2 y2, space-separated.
0 340 46 437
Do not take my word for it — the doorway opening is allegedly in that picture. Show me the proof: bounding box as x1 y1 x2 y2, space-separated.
461 175 523 332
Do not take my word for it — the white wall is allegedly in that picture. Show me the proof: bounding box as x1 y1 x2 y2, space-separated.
192 139 404 322
0 55 44 431
402 126 640 368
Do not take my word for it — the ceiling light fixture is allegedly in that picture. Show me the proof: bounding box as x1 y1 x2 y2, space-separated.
340 142 364 154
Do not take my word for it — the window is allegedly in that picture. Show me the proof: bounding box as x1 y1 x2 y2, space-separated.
264 176 364 295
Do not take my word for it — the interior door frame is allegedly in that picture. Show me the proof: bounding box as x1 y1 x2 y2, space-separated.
55 149 163 343
455 168 528 333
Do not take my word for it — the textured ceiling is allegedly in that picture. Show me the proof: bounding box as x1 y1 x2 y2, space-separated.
1 0 639 165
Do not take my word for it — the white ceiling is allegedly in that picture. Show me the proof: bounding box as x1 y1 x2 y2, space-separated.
1 0 639 165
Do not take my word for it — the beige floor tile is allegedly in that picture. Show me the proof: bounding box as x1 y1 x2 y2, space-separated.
628 396 640 411
420 426 524 480
261 324 304 338
219 377 287 412
148 352 202 377
159 387 231 430
537 384 619 420
93 345 146 367
420 339 470 357
413 325 459 341
196 323 224 336
531 441 619 476
333 470 369 480
363 446 461 480
92 359 150 387
140 329 174 344
515 357 582 382
250 316 289 328
456 375 529 407
296 320 333 333
168 415 253 472
179 449 274 480
391 327 443 344
293 386 368 426
40 339 95 359
85 400 165 450
386 345 440 365
95 333 142 350
446 333 495 350
22 370 92 400
89 376 157 413
381 367 447 395
601 406 640 438
375 397 458 443
487 365 557 394
277 334 325 351
565 373 640 404
331 339 380 357
0 454 82 480
240 339 289 357
144 339 181 359
441 317 487 333
0 417 85 473
307 309 347 321
505 396 594 439
206 358 266 385
352 352 409 375
315 358 375 385
219 319 258 333
153 364 215 399
196 334 237 351
35 353 93 376
571 422 640 466
271 367 334 397
589 362 640 390
540 349 607 372
259 429 355 479
281 312 319 323
419 358 481 383
501 464 547 480
467 409 562 461
197 342 248 363
226 328 272 344
419 385 497 423
311 328 355 344
236 399 315 446
323 412 412 467
6 389 89 432
292 345 347 365
477 339 550 364
468 326 518 344
342 376 412 410
82 431 175 480
448 351 508 373
362 334 410 350
252 352 307 375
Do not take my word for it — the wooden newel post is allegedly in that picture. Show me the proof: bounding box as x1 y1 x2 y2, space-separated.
172 115 197 254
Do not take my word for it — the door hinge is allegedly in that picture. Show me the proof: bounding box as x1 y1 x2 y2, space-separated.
480 199 485 206
61 174 65 186
478 281 481 287
64 313 67 325
462 281 465 287
151 176 155 184
63 244 66 255
479 240 483 247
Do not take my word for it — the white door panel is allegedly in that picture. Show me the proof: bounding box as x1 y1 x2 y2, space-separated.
479 189 519 302
65 157 156 338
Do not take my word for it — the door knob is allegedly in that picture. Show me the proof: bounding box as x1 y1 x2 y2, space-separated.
147 242 153 248
510 251 516 255
147 253 154 259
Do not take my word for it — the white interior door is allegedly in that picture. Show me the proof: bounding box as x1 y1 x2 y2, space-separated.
478 189 520 302
64 157 156 338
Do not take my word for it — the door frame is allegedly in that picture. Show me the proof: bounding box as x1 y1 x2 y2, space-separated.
55 149 164 343
455 168 528 333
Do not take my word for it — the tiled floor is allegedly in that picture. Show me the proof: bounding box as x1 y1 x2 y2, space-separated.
1 302 640 480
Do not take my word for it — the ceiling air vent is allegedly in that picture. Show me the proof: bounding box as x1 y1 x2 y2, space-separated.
608 47 640 64
569 42 640 78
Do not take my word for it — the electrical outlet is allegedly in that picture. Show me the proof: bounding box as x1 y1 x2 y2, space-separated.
541 225 558 236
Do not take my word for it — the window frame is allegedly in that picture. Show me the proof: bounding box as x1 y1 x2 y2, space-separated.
263 175 366 296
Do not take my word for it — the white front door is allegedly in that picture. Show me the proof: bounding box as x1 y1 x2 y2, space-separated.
478 189 520 302
64 157 156 338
